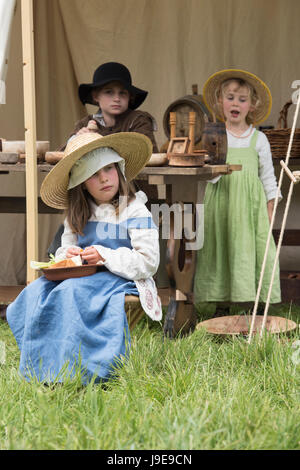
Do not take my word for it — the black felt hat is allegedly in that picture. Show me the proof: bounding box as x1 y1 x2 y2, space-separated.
78 62 148 109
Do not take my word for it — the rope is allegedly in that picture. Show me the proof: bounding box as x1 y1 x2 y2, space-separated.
248 91 300 343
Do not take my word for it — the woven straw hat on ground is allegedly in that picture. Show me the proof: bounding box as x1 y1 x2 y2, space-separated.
40 132 152 209
203 69 272 125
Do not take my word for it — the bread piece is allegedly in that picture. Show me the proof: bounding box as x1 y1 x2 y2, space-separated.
48 259 76 269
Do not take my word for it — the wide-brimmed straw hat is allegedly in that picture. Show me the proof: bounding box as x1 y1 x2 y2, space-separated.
40 132 152 209
78 62 148 109
203 69 272 125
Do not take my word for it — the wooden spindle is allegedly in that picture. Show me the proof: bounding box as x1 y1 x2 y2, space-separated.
170 112 177 139
188 112 196 153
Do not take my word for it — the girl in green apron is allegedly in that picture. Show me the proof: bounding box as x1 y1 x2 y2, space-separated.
194 69 281 316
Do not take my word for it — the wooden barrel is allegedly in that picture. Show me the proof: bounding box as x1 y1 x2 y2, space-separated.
200 122 227 165
163 87 213 144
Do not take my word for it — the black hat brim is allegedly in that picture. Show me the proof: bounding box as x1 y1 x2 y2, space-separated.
78 78 148 110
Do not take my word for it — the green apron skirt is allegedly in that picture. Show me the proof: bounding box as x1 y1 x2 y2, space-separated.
194 130 281 304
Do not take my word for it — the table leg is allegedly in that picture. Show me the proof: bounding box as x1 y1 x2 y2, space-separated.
163 203 197 338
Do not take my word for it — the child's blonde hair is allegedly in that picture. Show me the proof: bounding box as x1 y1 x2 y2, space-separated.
67 164 136 235
215 78 260 125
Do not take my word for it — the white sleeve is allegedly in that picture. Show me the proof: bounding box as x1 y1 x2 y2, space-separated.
93 201 160 280
93 227 159 280
55 218 79 260
207 175 222 184
257 132 282 202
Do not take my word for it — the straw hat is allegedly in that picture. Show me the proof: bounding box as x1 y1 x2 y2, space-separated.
203 69 272 125
40 132 152 209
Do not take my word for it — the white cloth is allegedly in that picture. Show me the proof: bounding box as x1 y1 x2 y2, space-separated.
209 126 282 202
68 147 125 189
55 191 162 321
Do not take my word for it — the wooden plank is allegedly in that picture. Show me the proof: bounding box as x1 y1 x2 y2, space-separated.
0 153 19 164
21 0 38 283
148 175 165 185
0 163 52 173
140 165 223 176
0 286 26 305
0 162 242 177
273 229 300 246
157 185 166 199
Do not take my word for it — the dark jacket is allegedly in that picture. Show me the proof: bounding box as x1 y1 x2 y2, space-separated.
72 109 158 152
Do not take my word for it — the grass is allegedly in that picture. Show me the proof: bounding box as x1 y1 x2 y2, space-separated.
0 303 299 450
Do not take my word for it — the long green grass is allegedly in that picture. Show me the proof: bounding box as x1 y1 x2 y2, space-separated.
0 304 299 450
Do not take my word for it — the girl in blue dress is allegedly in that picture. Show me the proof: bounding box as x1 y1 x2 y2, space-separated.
7 132 162 384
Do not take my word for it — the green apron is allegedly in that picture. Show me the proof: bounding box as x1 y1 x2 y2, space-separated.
194 130 281 304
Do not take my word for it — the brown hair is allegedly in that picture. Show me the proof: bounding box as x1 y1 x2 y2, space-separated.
215 78 260 125
66 164 136 235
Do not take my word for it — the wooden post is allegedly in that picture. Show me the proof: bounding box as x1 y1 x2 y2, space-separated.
188 112 196 153
21 0 38 283
170 112 176 139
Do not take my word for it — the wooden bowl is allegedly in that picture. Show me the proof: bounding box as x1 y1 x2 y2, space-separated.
2 140 50 158
41 264 103 281
196 315 297 336
167 152 207 167
45 151 65 164
147 153 168 166
0 152 19 164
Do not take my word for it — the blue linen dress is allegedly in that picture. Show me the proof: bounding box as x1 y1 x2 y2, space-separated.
7 221 142 384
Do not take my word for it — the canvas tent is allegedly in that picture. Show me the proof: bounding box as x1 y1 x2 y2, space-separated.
0 0 15 105
0 0 300 286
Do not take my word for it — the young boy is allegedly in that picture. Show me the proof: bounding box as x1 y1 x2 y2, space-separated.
73 61 158 151
49 62 159 256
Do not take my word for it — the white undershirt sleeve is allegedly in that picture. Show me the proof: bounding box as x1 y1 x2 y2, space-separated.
257 132 282 202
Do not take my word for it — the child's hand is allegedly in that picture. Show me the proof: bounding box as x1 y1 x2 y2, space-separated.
76 120 98 135
66 247 82 258
81 246 105 265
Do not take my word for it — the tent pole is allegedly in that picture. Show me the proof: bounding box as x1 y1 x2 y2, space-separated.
21 0 38 283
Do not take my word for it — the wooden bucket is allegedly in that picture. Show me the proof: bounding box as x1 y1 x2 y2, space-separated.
200 122 227 165
163 87 213 144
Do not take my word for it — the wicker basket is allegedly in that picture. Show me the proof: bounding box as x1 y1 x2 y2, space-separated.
263 101 300 159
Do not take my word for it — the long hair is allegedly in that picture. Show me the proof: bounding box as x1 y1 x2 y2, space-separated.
66 163 136 235
214 78 260 125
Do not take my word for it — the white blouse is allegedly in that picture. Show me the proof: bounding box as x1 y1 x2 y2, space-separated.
210 125 282 202
55 191 162 321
